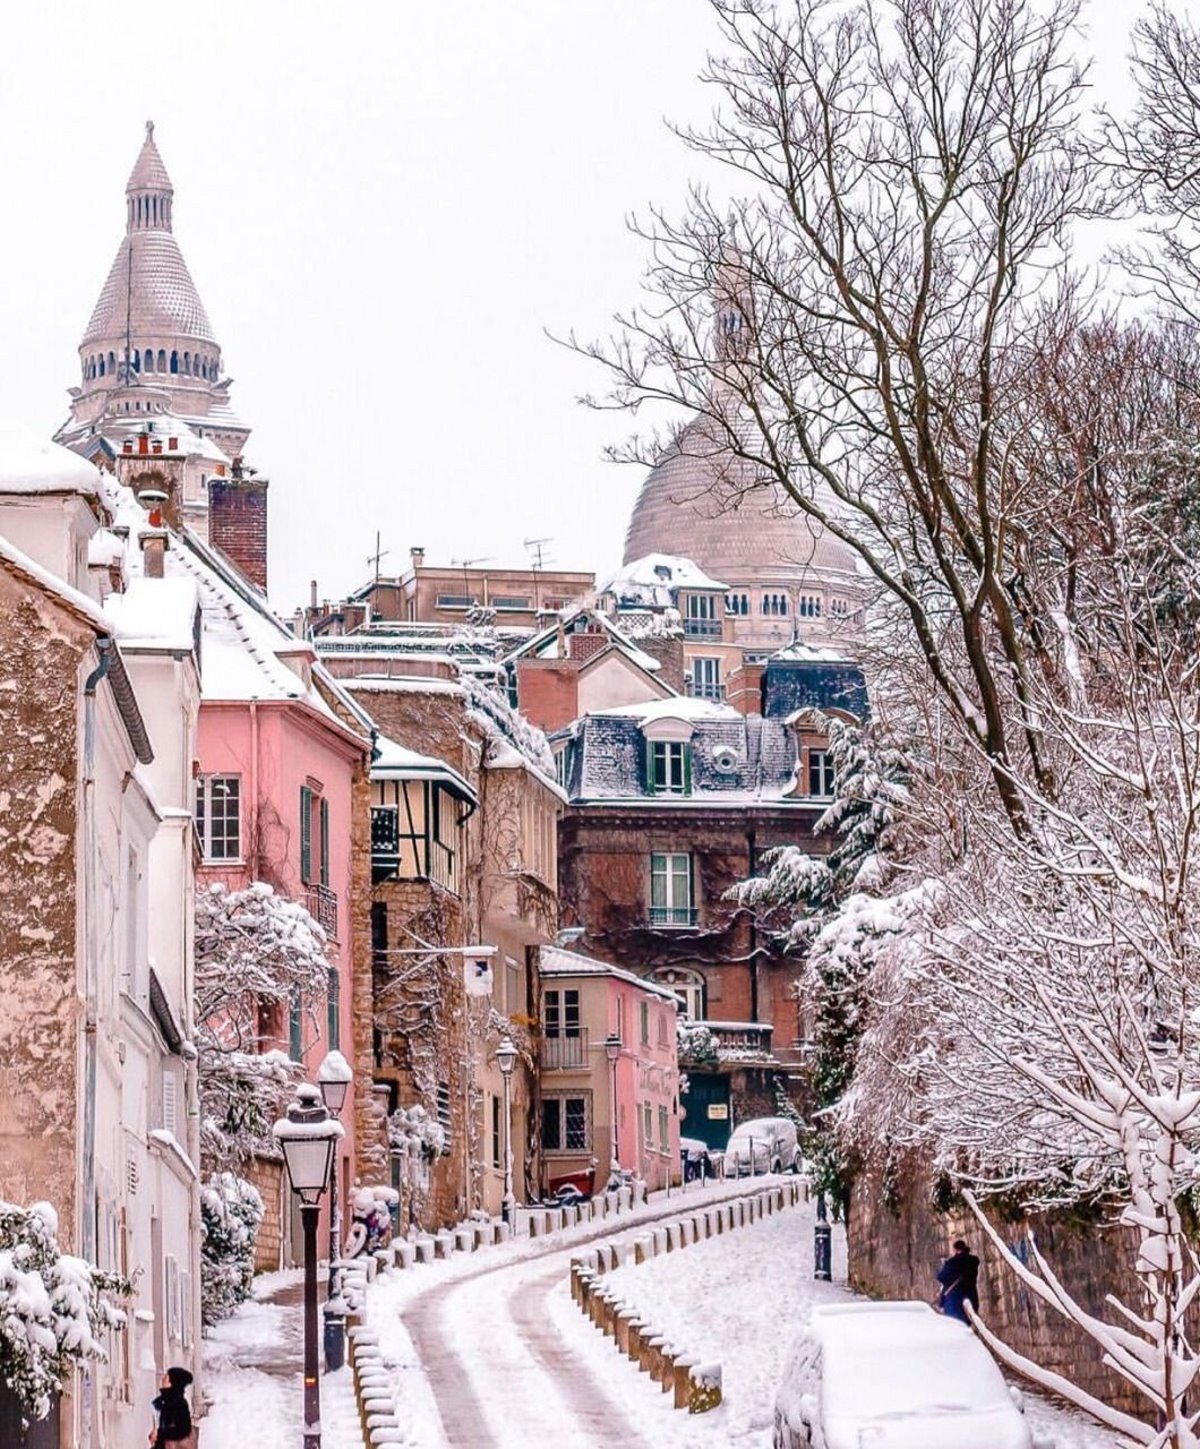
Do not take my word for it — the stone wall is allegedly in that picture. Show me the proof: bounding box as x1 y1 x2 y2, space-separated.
849 1164 1150 1421
246 1155 286 1273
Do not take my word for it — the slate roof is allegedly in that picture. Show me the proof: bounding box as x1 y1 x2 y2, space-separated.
84 231 217 346
761 658 868 721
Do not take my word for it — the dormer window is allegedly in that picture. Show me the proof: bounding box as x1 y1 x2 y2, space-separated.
649 739 691 794
807 749 836 799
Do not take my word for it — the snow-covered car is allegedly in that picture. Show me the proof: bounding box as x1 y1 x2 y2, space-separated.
680 1136 714 1181
774 1302 1049 1449
724 1116 803 1176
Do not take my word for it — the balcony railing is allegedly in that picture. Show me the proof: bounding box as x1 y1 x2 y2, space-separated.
542 1029 589 1070
648 905 698 928
703 1020 775 1061
683 617 723 638
307 883 339 941
687 681 726 700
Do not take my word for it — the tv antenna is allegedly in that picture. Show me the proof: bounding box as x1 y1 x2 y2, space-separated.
368 531 389 583
524 536 553 570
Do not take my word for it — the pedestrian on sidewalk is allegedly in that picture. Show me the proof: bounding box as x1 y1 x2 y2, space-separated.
936 1238 980 1323
149 1365 195 1447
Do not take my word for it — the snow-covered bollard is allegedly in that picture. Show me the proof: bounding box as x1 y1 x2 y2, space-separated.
415 1237 436 1264
435 1230 455 1259
652 1227 668 1256
673 1357 697 1411
633 1234 654 1265
689 1364 723 1414
453 1226 474 1253
618 1185 633 1212
495 1219 512 1244
632 1179 647 1207
393 1241 416 1270
546 1207 564 1233
680 1218 696 1247
666 1221 682 1251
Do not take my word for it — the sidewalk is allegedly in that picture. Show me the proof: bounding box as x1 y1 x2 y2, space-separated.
201 1269 365 1448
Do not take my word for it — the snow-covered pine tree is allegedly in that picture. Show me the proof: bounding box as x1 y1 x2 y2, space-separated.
0 1200 129 1423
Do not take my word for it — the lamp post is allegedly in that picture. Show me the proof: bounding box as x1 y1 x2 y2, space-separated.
495 1036 518 1224
317 1051 353 1372
274 1084 343 1449
814 1189 832 1282
604 1033 622 1186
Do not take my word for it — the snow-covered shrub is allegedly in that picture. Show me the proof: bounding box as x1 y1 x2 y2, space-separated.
389 1104 447 1161
677 1020 719 1070
199 1173 264 1326
0 1200 128 1423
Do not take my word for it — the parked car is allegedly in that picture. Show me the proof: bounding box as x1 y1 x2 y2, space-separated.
680 1136 714 1182
774 1302 1050 1449
724 1116 803 1176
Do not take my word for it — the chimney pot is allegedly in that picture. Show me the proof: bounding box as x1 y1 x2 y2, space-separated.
138 435 148 456
310 580 318 609
139 530 169 580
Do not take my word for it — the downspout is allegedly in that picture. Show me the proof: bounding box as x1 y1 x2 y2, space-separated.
747 828 759 1024
80 638 112 1449
81 639 113 1268
249 699 260 876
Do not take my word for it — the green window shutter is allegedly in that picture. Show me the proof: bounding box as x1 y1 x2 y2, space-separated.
289 991 303 1061
326 966 340 1051
682 744 693 795
646 740 658 793
300 786 313 883
319 796 330 886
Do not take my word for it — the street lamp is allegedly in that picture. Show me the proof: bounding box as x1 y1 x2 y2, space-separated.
274 1084 343 1449
495 1036 519 1224
604 1033 622 1186
317 1050 353 1372
814 1189 832 1282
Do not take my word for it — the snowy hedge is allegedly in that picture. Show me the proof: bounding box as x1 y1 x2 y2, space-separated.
200 1173 264 1326
0 1200 128 1423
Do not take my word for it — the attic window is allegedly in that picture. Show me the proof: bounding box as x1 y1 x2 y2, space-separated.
648 740 691 795
654 565 672 581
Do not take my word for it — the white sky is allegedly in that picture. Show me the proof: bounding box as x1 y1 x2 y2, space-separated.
0 1 1165 613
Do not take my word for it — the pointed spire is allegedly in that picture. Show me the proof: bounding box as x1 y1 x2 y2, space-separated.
126 122 174 233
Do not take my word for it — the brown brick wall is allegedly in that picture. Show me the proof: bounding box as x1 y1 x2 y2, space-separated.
850 1162 1151 1422
209 478 269 590
245 1155 286 1272
514 658 580 733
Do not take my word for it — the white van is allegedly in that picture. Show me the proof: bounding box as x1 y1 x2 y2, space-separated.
774 1302 1048 1449
724 1116 803 1175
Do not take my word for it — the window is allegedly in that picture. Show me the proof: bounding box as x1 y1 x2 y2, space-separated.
657 1010 670 1047
830 597 850 619
319 796 331 886
196 775 241 861
300 785 330 886
643 1102 653 1149
683 594 721 637
491 1095 502 1170
799 594 823 618
639 999 649 1045
326 966 340 1051
492 595 531 610
808 749 836 799
542 1093 591 1152
648 739 691 794
650 852 694 926
725 592 749 616
435 593 478 609
544 988 581 1038
437 1083 453 1149
289 991 303 1060
372 779 460 893
300 785 313 882
659 1104 670 1150
652 967 705 1019
689 658 722 700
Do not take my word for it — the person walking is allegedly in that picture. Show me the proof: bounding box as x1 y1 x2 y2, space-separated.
149 1365 195 1447
936 1238 980 1323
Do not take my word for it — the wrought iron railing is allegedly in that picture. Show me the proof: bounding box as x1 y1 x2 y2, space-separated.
542 1030 589 1070
307 883 338 941
648 905 698 928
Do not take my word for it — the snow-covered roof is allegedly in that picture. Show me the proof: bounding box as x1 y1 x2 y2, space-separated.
104 576 198 652
600 553 730 605
348 675 465 697
769 639 850 664
503 605 664 676
0 420 104 500
591 696 740 724
538 944 682 1002
371 732 477 805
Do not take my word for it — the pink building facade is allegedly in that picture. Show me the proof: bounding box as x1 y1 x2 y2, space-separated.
537 947 681 1194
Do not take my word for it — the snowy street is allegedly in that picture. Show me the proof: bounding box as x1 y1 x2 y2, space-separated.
203 1184 1135 1448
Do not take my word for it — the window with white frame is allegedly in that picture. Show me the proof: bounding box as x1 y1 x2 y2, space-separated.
650 852 694 926
648 739 690 793
544 988 581 1038
689 657 722 699
195 775 241 861
542 1092 591 1152
807 749 836 799
658 1104 670 1150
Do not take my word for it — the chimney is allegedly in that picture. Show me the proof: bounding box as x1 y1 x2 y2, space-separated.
514 657 580 733
310 580 318 609
410 545 425 566
208 467 269 591
140 528 169 579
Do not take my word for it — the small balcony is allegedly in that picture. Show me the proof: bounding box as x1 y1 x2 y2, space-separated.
705 1020 775 1062
542 1029 589 1070
648 905 698 929
307 883 339 941
683 617 723 639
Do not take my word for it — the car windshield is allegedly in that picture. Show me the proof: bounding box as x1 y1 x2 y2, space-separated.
822 1324 1010 1421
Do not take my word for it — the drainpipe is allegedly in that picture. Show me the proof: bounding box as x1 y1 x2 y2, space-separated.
80 638 113 1449
249 700 260 876
746 828 759 1024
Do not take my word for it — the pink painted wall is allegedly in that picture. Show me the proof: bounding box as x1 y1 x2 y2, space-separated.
197 698 363 1251
609 978 679 1191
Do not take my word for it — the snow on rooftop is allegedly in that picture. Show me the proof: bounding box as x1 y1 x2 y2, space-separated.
600 553 730 603
0 532 111 633
770 639 851 663
104 576 198 651
0 420 103 498
372 732 477 803
348 675 465 696
590 695 739 723
538 944 682 1000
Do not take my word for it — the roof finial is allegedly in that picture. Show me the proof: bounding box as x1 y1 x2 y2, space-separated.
146 119 155 140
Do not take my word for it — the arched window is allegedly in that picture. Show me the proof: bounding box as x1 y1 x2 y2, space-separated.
650 966 706 1021
183 352 190 374
201 359 208 379
170 351 179 374
157 349 167 372
108 352 116 374
132 351 140 373
779 594 788 615
98 356 106 377
143 349 153 373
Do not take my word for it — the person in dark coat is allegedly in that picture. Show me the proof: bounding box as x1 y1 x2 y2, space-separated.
936 1239 980 1323
149 1366 193 1447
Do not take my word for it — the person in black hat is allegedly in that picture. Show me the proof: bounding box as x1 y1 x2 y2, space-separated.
149 1365 194 1447
936 1238 980 1323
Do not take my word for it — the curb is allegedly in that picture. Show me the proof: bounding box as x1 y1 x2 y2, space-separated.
569 1179 807 1412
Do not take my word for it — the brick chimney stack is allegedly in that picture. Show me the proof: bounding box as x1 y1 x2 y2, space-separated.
209 457 269 590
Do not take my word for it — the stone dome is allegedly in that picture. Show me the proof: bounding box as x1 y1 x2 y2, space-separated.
83 232 216 348
623 413 860 584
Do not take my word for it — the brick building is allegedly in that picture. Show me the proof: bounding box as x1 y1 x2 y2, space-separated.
552 652 867 1146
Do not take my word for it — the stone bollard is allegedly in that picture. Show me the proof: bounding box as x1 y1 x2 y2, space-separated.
633 1235 654 1265
496 1219 512 1243
627 1319 645 1363
680 1218 696 1246
616 1311 633 1354
659 1345 678 1395
666 1222 681 1251
414 1237 434 1265
394 1241 416 1270
652 1227 668 1256
632 1180 647 1206
435 1231 455 1258
646 1335 669 1383
689 1364 723 1414
618 1185 633 1212
453 1227 474 1253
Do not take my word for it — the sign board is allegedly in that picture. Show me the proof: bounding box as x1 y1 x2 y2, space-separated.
707 1103 729 1121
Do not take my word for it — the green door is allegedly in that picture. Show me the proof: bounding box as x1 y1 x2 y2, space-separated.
680 1072 731 1151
